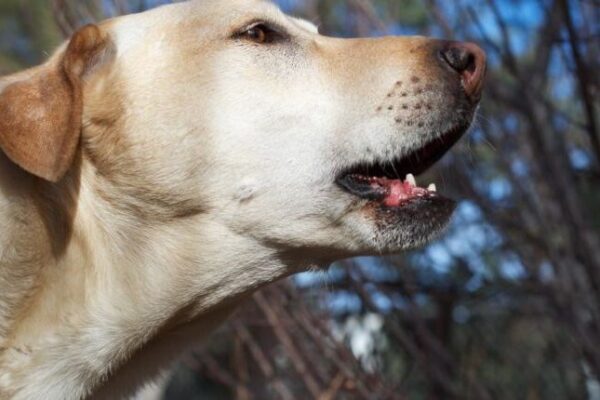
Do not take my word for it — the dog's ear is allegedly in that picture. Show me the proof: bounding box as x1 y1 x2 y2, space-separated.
0 24 111 182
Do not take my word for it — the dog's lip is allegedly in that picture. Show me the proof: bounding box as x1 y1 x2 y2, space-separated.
336 122 471 206
339 174 441 207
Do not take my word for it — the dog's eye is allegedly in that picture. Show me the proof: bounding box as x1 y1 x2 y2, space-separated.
238 23 282 44
245 26 267 43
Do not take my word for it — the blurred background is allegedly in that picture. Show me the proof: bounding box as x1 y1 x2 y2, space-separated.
1 0 599 399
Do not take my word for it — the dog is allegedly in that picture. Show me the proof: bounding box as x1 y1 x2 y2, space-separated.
0 0 486 398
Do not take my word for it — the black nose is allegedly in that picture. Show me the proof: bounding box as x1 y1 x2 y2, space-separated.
439 42 487 101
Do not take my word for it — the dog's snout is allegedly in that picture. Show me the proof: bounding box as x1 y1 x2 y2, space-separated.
439 42 487 101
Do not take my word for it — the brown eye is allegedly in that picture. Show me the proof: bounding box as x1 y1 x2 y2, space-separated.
245 26 267 43
237 23 284 44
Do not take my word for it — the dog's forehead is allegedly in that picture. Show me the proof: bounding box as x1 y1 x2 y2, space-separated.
101 0 317 55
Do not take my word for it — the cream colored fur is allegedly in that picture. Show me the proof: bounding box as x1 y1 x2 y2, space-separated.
0 1 481 398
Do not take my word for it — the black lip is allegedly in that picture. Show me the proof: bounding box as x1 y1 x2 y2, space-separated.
374 195 457 225
337 175 388 201
336 123 470 200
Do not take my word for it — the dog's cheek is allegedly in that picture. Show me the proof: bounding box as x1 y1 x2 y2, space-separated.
232 180 261 203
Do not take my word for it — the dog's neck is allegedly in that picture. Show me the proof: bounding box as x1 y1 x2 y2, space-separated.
0 155 297 399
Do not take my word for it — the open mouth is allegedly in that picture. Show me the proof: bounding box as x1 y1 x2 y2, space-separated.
336 123 469 207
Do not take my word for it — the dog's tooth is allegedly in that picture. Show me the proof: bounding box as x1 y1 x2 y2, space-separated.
428 183 437 192
406 174 417 186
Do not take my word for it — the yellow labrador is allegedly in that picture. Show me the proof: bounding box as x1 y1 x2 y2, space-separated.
0 0 486 398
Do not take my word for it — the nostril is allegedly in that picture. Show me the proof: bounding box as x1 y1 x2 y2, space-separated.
466 54 476 73
439 41 487 100
440 46 475 74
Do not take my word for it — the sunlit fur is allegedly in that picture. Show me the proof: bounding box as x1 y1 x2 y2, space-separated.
0 1 477 398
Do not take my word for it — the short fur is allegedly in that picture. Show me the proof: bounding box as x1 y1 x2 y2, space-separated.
0 1 483 398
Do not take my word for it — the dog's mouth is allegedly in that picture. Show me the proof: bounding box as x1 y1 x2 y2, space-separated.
336 123 469 207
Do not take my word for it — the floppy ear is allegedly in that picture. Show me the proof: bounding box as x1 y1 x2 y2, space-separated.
0 24 110 182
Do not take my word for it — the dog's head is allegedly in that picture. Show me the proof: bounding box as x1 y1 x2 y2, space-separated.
0 0 485 264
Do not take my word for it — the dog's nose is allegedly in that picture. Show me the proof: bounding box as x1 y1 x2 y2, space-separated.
439 42 487 101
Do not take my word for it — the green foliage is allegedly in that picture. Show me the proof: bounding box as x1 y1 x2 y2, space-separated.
0 0 62 71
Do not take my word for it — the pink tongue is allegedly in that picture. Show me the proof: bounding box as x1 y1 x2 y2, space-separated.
373 179 430 207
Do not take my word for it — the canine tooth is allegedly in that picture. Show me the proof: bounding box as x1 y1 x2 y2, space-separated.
428 183 437 192
406 174 417 186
